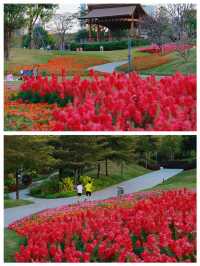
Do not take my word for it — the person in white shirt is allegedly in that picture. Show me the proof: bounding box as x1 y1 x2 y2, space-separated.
76 182 83 197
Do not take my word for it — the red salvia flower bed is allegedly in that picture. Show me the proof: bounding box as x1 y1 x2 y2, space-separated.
9 189 196 262
6 71 196 131
138 43 193 54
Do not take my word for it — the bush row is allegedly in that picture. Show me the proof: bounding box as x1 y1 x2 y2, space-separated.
138 159 196 171
70 39 150 51
12 91 73 107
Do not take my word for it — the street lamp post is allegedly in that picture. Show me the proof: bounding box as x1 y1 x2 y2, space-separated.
16 168 22 200
128 37 133 73
16 169 20 200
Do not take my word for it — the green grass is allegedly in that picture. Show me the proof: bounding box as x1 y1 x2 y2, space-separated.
146 169 196 191
5 47 196 77
4 199 33 208
4 47 148 75
30 162 150 198
87 161 150 191
32 190 76 199
85 48 149 62
140 48 196 75
4 229 26 262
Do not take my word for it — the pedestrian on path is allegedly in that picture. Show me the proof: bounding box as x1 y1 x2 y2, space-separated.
76 182 83 203
85 180 92 197
76 182 83 197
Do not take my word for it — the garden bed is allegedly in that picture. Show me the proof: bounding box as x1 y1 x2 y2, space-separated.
7 189 196 262
5 71 196 131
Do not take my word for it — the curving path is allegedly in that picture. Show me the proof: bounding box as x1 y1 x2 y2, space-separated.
88 60 128 73
5 168 182 227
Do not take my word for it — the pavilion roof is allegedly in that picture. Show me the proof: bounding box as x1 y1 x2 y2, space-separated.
82 5 137 19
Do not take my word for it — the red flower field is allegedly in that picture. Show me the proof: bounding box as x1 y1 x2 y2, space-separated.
8 55 108 76
8 189 196 262
6 71 196 131
137 43 193 54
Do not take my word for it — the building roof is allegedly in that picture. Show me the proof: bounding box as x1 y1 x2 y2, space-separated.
82 5 136 19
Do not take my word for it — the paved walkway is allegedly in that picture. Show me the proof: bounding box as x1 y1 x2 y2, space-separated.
5 169 182 227
88 60 128 73
88 61 167 80
9 171 58 201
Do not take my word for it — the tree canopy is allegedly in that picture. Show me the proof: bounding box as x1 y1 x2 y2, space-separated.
5 136 196 181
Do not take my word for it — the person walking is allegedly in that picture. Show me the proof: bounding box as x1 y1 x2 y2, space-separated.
76 182 83 197
85 180 92 198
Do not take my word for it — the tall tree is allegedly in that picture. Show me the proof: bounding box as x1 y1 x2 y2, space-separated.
166 4 196 41
26 4 57 49
157 136 182 161
140 6 171 54
4 136 57 199
4 4 27 60
181 136 196 158
97 136 135 176
53 12 77 50
50 136 103 182
134 136 158 168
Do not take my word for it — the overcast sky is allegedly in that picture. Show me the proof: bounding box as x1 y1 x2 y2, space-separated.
57 4 81 14
56 3 82 32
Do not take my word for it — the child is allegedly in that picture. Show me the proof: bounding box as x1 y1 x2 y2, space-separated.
85 180 92 197
76 182 83 197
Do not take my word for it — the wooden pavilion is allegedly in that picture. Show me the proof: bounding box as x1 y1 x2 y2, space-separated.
80 4 147 42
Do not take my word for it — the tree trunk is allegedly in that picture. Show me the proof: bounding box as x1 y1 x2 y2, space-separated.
4 30 12 60
60 34 65 50
105 158 108 176
59 168 63 180
28 26 34 49
121 162 124 177
97 162 101 178
16 169 19 200
145 152 148 168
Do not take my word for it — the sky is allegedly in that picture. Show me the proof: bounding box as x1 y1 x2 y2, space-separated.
57 4 81 14
47 3 81 33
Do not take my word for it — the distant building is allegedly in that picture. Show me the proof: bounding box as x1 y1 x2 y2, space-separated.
80 4 147 42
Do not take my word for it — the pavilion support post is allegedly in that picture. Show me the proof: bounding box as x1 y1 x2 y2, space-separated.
88 20 92 42
130 13 135 37
97 24 100 42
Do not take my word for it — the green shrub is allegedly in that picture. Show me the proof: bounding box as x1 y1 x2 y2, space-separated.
80 175 92 185
70 39 150 51
80 175 95 190
46 191 76 199
11 91 73 107
4 192 10 199
59 177 74 192
5 173 16 192
30 178 60 197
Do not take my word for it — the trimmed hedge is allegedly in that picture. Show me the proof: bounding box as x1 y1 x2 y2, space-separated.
159 159 196 170
11 91 73 107
138 159 196 171
70 39 150 51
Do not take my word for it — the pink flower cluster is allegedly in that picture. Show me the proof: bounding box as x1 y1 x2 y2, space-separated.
9 189 196 262
138 43 193 54
50 72 196 131
18 71 196 131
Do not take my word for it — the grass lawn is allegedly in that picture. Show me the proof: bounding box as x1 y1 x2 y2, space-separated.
87 161 150 191
116 48 196 75
4 228 26 262
4 47 148 76
146 169 196 191
5 47 196 77
30 162 150 198
140 48 196 75
4 199 33 208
